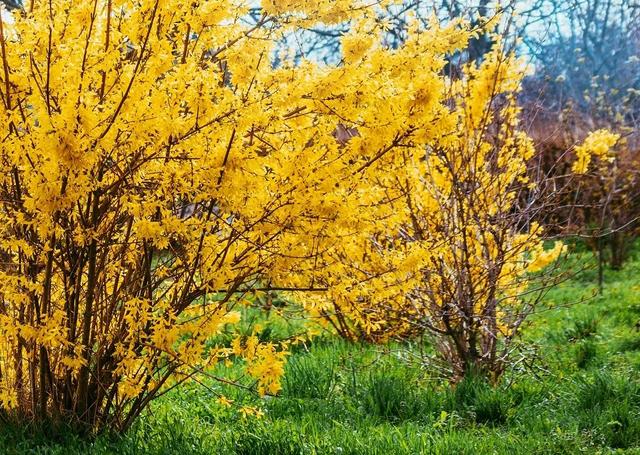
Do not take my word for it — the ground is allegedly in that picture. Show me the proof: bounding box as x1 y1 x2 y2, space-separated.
2 247 640 454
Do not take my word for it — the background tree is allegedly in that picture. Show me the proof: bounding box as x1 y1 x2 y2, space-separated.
0 0 21 10
523 0 640 275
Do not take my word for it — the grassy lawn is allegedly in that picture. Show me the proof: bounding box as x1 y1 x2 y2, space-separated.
2 249 640 454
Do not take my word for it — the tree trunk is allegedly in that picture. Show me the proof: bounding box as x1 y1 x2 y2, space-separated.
609 231 627 271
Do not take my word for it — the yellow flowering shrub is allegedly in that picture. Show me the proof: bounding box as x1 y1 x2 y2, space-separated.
0 0 393 431
278 34 615 381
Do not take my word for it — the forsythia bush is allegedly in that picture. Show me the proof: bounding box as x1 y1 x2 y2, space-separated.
283 35 619 380
0 0 389 431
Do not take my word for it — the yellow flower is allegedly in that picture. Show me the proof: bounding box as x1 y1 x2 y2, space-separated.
572 129 620 174
216 396 234 408
239 406 264 419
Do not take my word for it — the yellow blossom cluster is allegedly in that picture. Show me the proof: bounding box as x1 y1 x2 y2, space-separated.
572 129 620 174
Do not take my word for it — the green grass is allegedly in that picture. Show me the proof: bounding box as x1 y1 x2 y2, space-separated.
3 249 640 454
